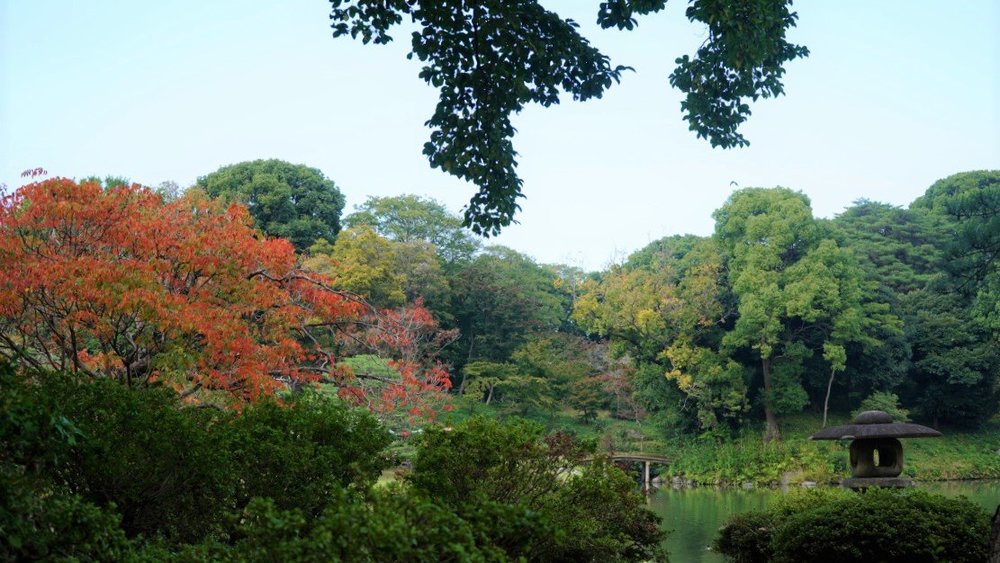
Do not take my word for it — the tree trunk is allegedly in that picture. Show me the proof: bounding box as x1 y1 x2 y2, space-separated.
485 383 494 405
762 357 782 442
822 368 835 428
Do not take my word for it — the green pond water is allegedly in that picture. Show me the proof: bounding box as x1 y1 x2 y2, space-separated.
649 480 1000 562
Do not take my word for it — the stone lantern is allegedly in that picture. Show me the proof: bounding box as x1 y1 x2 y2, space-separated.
810 410 941 488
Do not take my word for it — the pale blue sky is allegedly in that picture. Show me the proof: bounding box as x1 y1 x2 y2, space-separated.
2 1 997 270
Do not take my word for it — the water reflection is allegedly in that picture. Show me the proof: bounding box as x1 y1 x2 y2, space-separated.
648 480 1000 563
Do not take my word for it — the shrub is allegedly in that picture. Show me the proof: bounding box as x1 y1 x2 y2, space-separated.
192 490 497 562
408 417 583 506
539 460 668 562
852 391 910 422
772 489 989 563
715 488 990 563
0 475 135 562
1 369 393 547
41 375 234 543
224 392 392 516
714 510 776 563
408 417 668 562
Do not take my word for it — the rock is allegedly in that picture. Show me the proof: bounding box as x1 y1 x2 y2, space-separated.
801 481 817 488
741 481 754 490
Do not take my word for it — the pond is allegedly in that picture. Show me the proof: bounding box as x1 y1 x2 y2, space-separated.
649 480 1000 562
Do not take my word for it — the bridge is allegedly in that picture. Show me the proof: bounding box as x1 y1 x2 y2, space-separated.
583 452 672 489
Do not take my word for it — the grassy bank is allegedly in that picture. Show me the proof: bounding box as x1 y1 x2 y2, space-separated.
435 400 1000 486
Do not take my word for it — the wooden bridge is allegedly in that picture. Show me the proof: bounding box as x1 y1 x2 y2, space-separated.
583 452 672 489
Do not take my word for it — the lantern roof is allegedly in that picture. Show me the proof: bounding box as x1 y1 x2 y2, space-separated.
809 410 942 441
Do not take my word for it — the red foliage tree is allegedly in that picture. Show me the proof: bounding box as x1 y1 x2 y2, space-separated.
337 299 458 419
0 178 451 410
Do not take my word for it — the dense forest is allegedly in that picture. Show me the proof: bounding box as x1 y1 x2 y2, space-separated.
3 164 998 439
188 163 1000 442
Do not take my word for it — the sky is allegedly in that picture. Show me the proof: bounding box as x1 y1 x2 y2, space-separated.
2 1 998 271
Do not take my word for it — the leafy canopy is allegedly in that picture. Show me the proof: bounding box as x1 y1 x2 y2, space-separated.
329 0 808 235
0 178 452 413
346 194 481 265
197 159 345 251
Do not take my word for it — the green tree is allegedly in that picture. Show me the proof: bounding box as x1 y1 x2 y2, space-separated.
782 239 899 427
913 170 1000 333
574 235 740 433
305 226 407 308
449 246 566 368
329 1 808 235
462 361 518 405
511 333 597 400
462 360 555 416
831 175 1000 428
306 227 453 317
391 239 453 319
346 194 481 265
898 286 1000 427
715 188 894 441
197 159 345 251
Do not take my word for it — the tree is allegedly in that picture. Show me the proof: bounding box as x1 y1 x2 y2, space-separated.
0 178 450 412
574 235 740 432
913 170 1000 334
829 177 1000 428
346 194 481 266
782 239 898 427
306 227 454 318
462 361 517 405
304 226 407 309
448 246 566 369
335 300 458 420
511 333 596 400
329 0 808 235
197 159 345 251
715 188 894 441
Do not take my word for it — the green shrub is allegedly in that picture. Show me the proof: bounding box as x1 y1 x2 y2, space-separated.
713 511 776 563
1 369 393 547
716 488 990 563
772 489 989 563
540 460 667 562
0 470 134 562
42 375 234 543
225 392 392 516
408 416 584 506
852 391 910 422
409 417 668 562
191 490 497 562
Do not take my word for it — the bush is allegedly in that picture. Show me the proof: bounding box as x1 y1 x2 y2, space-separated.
772 489 989 563
0 475 135 562
408 417 582 506
408 417 668 562
225 393 392 516
714 489 856 563
40 375 234 543
187 490 497 562
1 369 393 547
713 511 776 563
540 460 667 562
2 372 667 561
852 391 910 422
715 488 990 563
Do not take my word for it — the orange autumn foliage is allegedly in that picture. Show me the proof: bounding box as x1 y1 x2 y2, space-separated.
338 299 457 419
0 177 449 406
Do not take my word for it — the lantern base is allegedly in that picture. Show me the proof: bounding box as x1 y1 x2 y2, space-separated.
842 477 914 489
